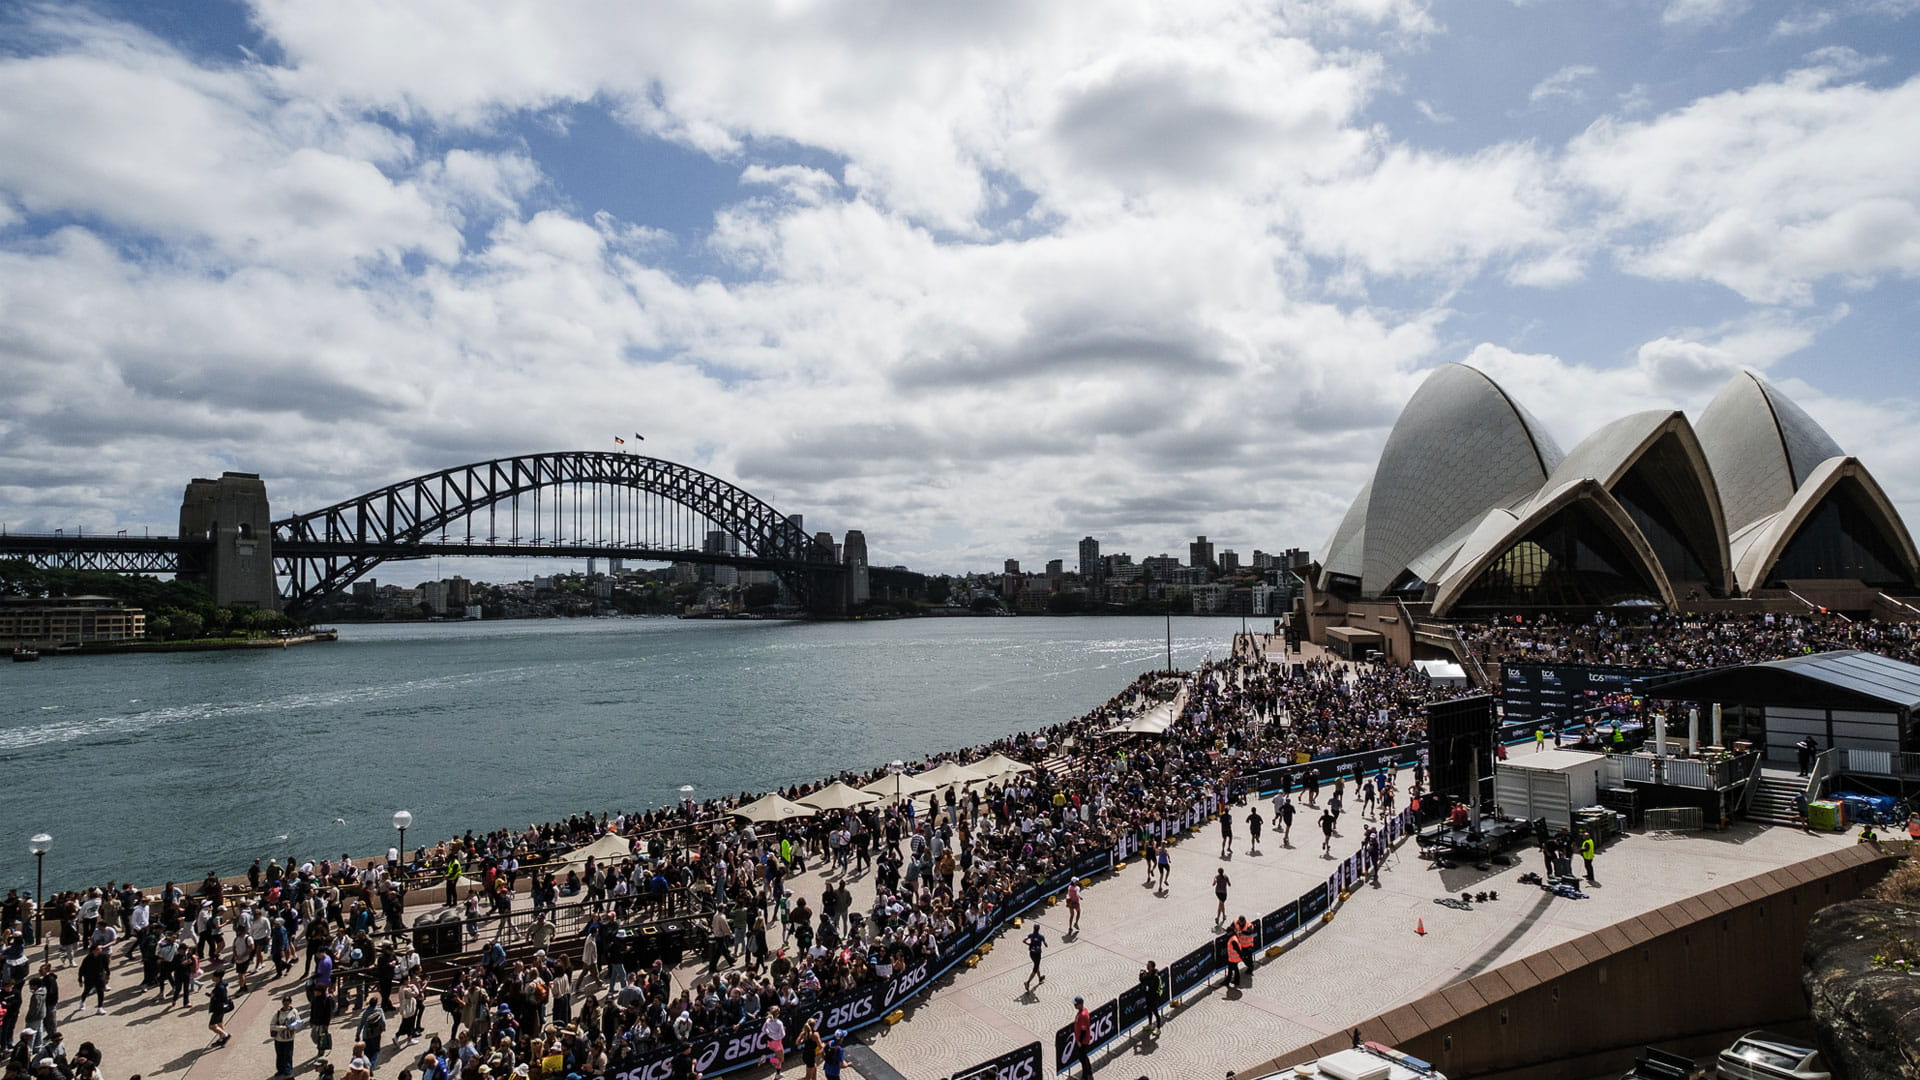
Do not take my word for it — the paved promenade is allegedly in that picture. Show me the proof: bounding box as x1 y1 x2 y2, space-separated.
47 761 1850 1080
843 772 1848 1079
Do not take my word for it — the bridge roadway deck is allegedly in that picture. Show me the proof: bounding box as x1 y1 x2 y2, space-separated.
61 766 1851 1080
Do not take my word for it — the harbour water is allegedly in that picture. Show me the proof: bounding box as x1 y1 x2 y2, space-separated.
0 615 1232 892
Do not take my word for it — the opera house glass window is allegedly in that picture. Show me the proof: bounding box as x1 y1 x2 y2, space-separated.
1770 495 1912 588
1456 506 1661 609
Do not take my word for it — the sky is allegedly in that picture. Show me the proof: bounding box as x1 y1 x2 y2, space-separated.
1 0 1917 582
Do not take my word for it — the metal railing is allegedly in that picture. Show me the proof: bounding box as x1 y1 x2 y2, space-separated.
1451 626 1490 689
1804 748 1839 806
1602 750 1756 792
1646 807 1705 831
1878 592 1920 618
1734 761 1764 818
1665 758 1708 789
1798 747 1920 786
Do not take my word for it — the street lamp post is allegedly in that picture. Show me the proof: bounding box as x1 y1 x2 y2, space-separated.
392 810 413 884
29 832 51 959
1166 595 1174 672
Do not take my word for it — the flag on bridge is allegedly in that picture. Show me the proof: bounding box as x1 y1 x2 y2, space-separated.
613 437 625 445
634 433 645 441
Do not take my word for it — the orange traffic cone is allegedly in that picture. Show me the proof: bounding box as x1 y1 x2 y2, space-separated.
1415 918 1427 936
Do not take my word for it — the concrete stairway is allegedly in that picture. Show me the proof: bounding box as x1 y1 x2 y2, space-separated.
1744 774 1807 827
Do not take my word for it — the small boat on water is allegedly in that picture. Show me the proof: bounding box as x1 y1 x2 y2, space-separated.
11 647 41 662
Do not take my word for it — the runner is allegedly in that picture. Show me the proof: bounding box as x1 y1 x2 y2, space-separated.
1023 925 1048 992
1246 807 1263 854
1219 808 1234 858
1065 880 1082 934
1155 843 1171 891
762 1005 787 1078
1212 868 1231 926
823 1030 846 1080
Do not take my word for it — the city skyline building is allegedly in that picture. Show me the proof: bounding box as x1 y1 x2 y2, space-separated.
1190 535 1214 571
1078 536 1101 581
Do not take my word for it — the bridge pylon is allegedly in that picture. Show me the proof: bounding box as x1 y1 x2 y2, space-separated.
177 472 281 610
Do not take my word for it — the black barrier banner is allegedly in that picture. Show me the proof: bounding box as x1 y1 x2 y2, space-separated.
1169 939 1216 998
1053 998 1118 1072
1072 848 1110 881
802 983 884 1045
1262 900 1298 944
954 1041 1044 1080
615 1017 770 1080
1298 882 1330 923
1115 974 1166 1034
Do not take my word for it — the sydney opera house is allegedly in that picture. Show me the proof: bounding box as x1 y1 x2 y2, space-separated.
1305 365 1920 651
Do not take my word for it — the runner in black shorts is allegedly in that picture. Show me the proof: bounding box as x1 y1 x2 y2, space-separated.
1023 926 1048 991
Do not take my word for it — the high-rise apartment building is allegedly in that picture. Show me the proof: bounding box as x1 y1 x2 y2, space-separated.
1190 535 1214 570
1078 536 1101 580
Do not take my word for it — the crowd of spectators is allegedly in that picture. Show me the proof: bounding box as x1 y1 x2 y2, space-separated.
2 647 1456 1080
1459 611 1920 672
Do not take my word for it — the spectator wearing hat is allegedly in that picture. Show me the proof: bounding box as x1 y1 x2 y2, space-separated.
1070 997 1095 1079
821 1031 846 1080
270 994 302 1078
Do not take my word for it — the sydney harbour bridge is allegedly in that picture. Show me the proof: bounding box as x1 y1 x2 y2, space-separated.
0 451 903 615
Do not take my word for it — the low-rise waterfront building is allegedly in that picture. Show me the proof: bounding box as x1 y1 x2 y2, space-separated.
0 595 147 644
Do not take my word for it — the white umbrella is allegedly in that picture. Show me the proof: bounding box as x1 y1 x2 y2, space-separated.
798 782 882 812
914 761 994 788
859 772 936 801
969 753 1035 779
561 832 635 868
732 793 817 824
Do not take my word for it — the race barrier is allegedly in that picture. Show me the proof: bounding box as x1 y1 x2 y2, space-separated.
954 1042 1044 1080
1040 806 1418 1073
609 837 1116 1078
606 754 1422 1079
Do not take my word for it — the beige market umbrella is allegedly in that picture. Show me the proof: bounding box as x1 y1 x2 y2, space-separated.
561 832 636 868
732 793 817 824
915 761 994 789
859 772 937 802
969 753 1035 778
798 781 882 812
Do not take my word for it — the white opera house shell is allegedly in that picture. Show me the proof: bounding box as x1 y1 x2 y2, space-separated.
1316 365 1920 616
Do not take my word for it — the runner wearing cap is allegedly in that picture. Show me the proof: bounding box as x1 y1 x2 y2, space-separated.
823 1030 847 1080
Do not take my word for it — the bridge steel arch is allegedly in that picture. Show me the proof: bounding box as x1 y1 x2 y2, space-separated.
271 451 839 613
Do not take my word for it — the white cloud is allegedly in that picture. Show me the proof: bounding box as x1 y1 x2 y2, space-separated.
1569 62 1920 303
1527 64 1599 107
1290 142 1570 281
1 2 1918 571
739 165 841 207
0 11 458 274
1772 9 1836 35
1662 0 1750 27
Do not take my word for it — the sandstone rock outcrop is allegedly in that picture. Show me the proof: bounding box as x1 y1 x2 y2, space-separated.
1803 899 1920 1080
